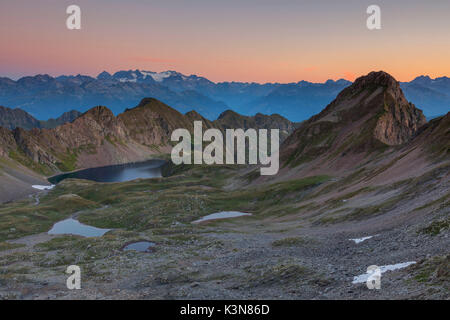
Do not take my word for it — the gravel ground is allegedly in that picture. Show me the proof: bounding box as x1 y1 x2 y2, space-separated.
0 200 448 300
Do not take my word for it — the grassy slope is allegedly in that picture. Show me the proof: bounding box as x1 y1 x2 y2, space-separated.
0 164 330 241
1 159 447 241
0 160 448 297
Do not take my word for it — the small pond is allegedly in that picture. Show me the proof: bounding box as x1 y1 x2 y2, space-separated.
48 218 111 237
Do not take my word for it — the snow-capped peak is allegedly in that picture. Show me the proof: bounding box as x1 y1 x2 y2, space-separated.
141 70 181 82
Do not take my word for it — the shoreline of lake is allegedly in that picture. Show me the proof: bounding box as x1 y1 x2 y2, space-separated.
48 159 167 184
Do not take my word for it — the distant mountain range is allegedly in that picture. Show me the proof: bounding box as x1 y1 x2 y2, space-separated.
1 71 448 299
0 70 448 122
0 71 448 205
399 75 450 117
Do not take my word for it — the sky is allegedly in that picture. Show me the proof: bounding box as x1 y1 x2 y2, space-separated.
0 0 449 83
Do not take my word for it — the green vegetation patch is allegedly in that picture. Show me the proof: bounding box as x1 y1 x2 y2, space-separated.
0 189 102 241
55 150 78 172
412 255 450 285
413 194 450 214
8 149 53 176
0 242 25 252
0 162 330 243
420 218 450 236
272 237 308 247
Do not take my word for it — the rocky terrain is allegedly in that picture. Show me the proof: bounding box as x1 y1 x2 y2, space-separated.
282 71 425 160
0 98 298 176
0 71 448 300
0 106 81 130
214 110 300 141
0 99 298 203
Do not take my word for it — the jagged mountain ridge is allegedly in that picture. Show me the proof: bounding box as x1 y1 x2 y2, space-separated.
401 75 450 117
0 74 228 120
1 70 448 122
280 71 428 171
0 98 298 177
0 106 81 130
214 110 300 141
0 100 192 174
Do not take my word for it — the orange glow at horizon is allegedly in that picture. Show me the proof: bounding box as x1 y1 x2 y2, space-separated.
1 0 449 83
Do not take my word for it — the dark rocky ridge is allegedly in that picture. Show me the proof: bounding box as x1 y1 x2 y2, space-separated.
0 106 81 130
0 98 299 176
215 110 300 141
281 71 427 168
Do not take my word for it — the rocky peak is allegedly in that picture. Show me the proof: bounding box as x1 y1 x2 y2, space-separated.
185 110 215 129
0 127 16 157
0 106 40 130
317 71 426 145
185 110 202 118
125 99 190 124
17 74 53 86
134 98 161 109
52 110 81 124
217 110 240 120
119 98 194 146
411 75 432 84
97 71 112 80
282 71 428 167
352 71 399 91
81 106 115 124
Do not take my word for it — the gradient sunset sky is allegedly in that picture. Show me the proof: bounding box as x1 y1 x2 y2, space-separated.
1 0 449 83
